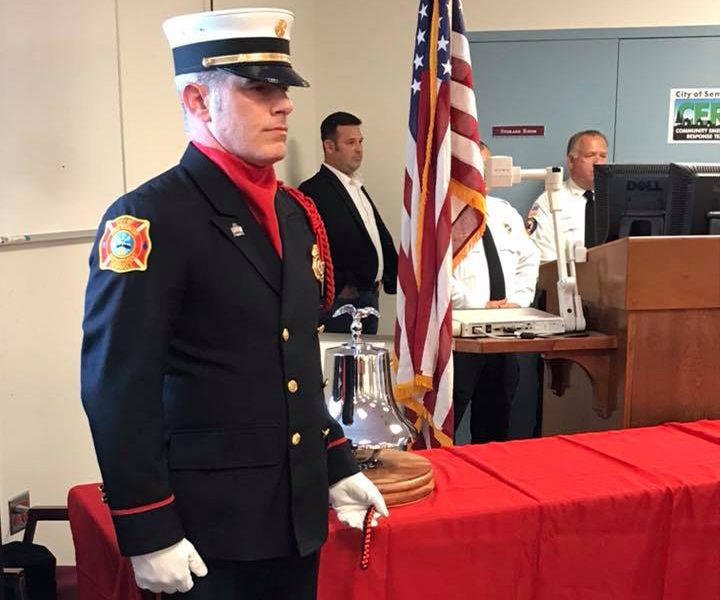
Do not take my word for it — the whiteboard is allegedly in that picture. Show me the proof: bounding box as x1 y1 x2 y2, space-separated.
0 0 209 240
0 0 125 237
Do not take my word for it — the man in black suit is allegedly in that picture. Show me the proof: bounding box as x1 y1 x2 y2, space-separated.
299 112 397 334
80 9 387 600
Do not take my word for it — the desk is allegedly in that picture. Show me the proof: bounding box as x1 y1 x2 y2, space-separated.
454 332 617 417
69 420 720 600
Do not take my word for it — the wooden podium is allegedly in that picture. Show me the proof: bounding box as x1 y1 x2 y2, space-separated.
538 236 720 432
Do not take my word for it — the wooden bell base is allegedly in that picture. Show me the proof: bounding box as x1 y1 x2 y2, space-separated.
361 449 434 506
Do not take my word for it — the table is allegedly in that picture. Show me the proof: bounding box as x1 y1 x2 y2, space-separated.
69 420 720 600
454 332 617 417
67 490 153 600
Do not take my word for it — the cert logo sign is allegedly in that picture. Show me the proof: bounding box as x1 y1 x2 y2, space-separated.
668 88 720 143
99 215 152 273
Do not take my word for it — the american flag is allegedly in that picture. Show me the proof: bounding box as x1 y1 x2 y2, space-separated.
394 0 487 448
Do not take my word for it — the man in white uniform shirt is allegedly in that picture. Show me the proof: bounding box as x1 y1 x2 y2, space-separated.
452 143 540 443
527 130 609 262
299 112 397 334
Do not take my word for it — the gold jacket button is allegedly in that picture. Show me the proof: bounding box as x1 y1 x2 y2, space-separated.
322 428 330 438
288 379 298 393
322 378 329 389
317 324 325 334
291 432 302 445
281 328 290 341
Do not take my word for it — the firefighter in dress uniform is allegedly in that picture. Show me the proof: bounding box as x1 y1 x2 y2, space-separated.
81 8 387 599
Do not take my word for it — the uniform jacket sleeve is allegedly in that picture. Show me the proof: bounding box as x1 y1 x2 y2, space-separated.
81 192 186 556
322 403 359 486
450 244 490 309
504 207 540 307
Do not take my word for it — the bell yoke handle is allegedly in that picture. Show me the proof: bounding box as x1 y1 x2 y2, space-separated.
333 304 380 344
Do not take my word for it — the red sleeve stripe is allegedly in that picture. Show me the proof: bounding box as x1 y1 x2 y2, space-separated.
110 494 175 516
327 436 348 450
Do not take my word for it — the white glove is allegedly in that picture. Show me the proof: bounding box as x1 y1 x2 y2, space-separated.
130 538 208 594
329 472 389 529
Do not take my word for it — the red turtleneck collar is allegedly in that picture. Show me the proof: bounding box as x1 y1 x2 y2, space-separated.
193 141 282 256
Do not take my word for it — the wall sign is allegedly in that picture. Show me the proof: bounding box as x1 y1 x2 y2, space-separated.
492 125 545 137
668 88 720 143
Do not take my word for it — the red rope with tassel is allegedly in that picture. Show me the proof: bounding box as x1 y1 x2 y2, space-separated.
360 506 376 570
280 184 335 311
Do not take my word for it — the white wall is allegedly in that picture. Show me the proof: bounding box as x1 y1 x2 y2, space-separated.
0 0 124 235
0 241 99 558
463 0 719 30
2 0 719 566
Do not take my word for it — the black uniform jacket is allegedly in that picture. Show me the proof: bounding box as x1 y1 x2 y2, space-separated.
81 144 358 560
299 165 397 296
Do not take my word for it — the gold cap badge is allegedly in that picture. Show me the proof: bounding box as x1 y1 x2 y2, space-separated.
275 19 287 37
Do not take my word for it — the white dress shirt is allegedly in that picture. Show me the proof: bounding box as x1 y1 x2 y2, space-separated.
451 195 541 309
324 163 384 283
527 177 588 263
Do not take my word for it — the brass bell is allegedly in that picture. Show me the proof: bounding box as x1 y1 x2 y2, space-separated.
323 305 417 467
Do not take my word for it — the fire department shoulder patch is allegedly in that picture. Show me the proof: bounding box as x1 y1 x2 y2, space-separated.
98 214 152 273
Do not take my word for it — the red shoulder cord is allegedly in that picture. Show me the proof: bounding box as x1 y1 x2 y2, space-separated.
360 506 376 570
280 184 335 311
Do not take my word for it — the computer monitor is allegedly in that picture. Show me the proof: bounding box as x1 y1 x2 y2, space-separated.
667 163 720 235
590 164 672 247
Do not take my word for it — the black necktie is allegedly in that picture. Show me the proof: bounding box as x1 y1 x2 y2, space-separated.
583 190 594 246
482 226 506 301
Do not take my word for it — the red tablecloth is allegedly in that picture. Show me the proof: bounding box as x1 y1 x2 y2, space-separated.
68 485 149 600
69 420 720 600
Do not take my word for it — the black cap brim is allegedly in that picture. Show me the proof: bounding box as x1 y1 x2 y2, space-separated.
218 63 309 88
